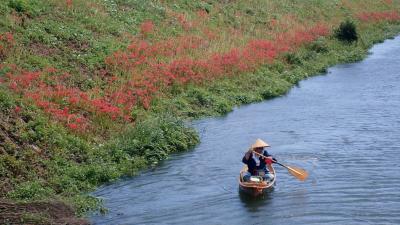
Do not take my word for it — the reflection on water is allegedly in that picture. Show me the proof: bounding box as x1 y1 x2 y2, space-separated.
91 36 400 225
239 191 274 213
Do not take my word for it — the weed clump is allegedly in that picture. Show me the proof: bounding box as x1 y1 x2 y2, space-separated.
8 0 39 17
335 20 358 43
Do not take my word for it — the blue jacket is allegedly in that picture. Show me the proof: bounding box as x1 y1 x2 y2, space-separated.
242 150 271 175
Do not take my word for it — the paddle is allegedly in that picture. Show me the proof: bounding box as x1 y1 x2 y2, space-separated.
252 151 309 181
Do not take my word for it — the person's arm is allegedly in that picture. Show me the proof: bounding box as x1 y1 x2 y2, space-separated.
263 150 277 162
242 148 252 163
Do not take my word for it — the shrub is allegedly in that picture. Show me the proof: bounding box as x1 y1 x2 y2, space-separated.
195 2 212 13
8 181 54 201
8 0 29 13
308 37 329 53
0 89 16 112
0 155 25 178
8 0 39 17
284 52 303 65
215 100 231 114
187 88 213 107
335 20 358 43
71 194 102 216
109 114 199 164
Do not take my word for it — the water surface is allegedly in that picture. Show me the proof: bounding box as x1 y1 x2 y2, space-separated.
91 36 400 225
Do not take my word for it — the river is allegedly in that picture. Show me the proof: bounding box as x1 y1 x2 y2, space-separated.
91 36 400 225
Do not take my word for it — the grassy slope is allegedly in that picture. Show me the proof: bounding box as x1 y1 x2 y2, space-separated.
1 0 400 223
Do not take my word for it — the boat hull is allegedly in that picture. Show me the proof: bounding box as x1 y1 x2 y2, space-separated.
238 165 276 197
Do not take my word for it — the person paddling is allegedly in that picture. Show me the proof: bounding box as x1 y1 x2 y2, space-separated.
242 139 276 182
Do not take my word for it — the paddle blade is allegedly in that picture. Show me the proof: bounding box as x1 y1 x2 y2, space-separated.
286 166 308 181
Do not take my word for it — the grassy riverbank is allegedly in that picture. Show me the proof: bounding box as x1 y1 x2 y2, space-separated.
1 0 400 223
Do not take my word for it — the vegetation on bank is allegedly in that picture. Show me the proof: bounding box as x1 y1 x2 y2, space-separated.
1 0 400 223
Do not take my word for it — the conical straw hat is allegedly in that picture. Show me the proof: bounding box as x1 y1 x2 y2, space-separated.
251 139 270 149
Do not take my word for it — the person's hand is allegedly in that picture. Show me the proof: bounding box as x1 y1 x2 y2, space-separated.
264 157 273 165
247 148 253 154
272 157 277 162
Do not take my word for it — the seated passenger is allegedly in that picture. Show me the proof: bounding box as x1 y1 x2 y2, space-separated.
242 139 275 182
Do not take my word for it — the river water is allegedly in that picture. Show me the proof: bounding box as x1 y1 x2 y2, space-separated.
91 36 400 225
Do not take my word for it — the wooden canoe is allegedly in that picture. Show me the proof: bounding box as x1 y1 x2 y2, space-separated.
238 164 276 196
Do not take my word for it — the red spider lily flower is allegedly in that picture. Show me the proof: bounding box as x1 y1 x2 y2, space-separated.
177 13 192 31
9 82 17 90
0 32 14 46
197 10 208 18
140 20 154 37
45 67 57 73
69 96 80 105
14 106 21 114
67 123 78 130
357 11 400 23
5 33 14 44
66 0 73 8
124 115 132 122
75 117 83 123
